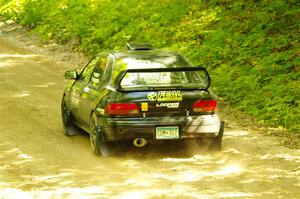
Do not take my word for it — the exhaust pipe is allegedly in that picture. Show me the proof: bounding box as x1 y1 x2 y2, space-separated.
133 138 148 147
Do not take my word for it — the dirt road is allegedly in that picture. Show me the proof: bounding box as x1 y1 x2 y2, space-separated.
0 32 299 198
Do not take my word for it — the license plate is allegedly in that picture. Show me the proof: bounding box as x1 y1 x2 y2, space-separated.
155 126 179 139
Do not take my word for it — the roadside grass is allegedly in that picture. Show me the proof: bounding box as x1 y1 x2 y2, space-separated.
218 101 300 149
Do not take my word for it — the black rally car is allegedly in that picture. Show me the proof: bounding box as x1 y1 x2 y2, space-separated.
61 43 224 156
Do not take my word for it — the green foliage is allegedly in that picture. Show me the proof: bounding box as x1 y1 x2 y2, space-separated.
0 0 299 132
0 0 24 20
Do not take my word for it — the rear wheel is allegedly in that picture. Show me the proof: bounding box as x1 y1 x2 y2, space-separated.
61 96 76 136
90 114 113 157
209 121 224 151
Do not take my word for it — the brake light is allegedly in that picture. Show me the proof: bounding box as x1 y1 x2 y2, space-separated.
193 100 217 113
105 103 139 115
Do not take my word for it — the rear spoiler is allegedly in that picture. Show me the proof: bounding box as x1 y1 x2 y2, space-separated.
115 66 211 92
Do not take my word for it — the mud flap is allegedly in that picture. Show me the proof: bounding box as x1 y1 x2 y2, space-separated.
210 121 224 151
97 132 113 157
61 97 79 136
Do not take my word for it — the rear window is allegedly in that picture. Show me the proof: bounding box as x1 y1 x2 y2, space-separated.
113 55 209 90
113 55 190 77
120 70 208 90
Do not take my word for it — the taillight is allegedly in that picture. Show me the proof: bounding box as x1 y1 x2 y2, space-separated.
105 103 139 116
193 100 217 113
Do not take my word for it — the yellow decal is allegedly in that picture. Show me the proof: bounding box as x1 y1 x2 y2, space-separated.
157 91 182 102
147 92 158 101
141 102 148 111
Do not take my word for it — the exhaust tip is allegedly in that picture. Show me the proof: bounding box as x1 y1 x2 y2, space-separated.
133 138 148 147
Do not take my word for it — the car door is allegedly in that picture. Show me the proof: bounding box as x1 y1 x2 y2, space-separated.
68 56 100 124
80 54 108 127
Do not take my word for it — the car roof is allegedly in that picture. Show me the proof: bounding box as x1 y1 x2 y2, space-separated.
116 49 181 58
100 49 182 59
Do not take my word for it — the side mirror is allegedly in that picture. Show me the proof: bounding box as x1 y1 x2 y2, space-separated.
65 70 78 79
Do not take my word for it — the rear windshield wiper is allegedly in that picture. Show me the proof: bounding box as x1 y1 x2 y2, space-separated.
147 86 183 90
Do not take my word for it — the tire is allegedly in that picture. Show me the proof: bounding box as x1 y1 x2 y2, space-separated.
209 121 224 151
90 114 113 157
61 96 76 136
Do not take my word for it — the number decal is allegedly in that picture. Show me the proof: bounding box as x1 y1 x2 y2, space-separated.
147 91 182 102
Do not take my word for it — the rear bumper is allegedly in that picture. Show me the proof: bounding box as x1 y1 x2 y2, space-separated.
97 114 222 142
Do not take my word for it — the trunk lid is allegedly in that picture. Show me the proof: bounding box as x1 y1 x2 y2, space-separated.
107 90 216 117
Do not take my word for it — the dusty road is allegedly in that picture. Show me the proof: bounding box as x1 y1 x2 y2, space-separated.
0 34 300 199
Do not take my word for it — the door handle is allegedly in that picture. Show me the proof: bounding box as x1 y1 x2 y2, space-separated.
83 87 90 93
80 87 90 98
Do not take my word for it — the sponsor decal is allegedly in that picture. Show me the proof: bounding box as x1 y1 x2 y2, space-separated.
93 72 100 78
91 77 100 84
157 91 182 102
141 102 148 111
156 102 179 108
147 92 158 101
71 92 80 106
147 91 182 102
